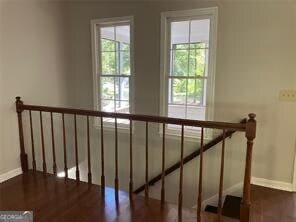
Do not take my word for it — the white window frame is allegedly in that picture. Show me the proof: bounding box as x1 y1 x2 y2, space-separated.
160 7 218 140
91 16 135 130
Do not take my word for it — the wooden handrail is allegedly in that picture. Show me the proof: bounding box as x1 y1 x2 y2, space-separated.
15 97 255 222
18 103 246 131
133 119 246 194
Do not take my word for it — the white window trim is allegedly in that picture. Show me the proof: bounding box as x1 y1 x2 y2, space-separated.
91 16 135 131
160 7 218 141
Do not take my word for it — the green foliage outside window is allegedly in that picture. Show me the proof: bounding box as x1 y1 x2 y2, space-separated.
100 38 130 75
100 38 131 112
170 42 207 105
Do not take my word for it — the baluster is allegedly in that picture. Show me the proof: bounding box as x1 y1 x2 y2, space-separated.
241 114 256 222
145 121 149 200
74 114 80 181
161 123 166 206
197 127 204 221
39 111 47 174
87 116 92 184
62 113 68 179
114 117 119 201
29 111 36 172
178 124 184 222
50 112 57 176
129 119 133 198
100 116 105 194
218 130 226 220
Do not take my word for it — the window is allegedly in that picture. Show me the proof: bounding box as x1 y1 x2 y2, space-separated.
91 17 134 126
160 8 217 138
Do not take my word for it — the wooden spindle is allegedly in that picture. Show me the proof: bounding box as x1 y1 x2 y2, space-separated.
39 111 47 174
178 125 185 222
145 121 149 200
240 114 256 222
197 127 204 221
161 123 166 205
100 116 105 194
50 112 57 176
62 113 68 179
74 114 80 181
218 130 226 220
129 119 133 198
15 97 28 172
29 111 36 171
87 116 92 184
114 117 119 201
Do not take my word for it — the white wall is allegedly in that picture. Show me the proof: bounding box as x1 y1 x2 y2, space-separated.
0 1 73 175
215 2 296 184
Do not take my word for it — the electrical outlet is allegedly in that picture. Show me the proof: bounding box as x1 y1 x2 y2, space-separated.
279 90 296 101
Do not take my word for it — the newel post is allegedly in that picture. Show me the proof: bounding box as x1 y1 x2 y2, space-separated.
16 96 28 173
240 113 256 222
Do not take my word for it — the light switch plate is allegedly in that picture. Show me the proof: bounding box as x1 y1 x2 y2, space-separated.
279 90 296 101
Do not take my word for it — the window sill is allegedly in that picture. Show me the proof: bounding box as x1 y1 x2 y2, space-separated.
158 128 213 143
94 118 133 134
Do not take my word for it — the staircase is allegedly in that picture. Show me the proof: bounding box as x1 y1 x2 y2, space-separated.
133 119 247 221
134 119 247 194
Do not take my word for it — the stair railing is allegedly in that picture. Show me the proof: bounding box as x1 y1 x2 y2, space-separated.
133 118 247 194
15 96 256 222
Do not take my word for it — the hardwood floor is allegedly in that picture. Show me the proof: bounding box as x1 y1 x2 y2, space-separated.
0 171 236 222
250 185 296 222
0 171 295 222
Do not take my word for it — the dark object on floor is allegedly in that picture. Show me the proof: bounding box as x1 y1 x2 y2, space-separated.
205 195 242 220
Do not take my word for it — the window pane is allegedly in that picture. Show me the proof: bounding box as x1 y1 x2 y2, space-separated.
101 77 115 100
190 19 210 44
101 38 116 51
168 104 186 119
166 16 213 125
120 50 130 75
121 43 130 51
116 25 130 44
187 79 204 106
116 101 129 113
172 49 189 76
171 21 189 46
187 106 206 121
169 78 186 104
101 26 115 40
102 100 115 112
115 77 129 101
101 51 116 74
175 44 189 50
190 42 207 49
188 48 206 76
98 22 131 117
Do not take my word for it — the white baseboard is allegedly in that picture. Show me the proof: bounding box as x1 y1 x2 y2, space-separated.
251 177 293 192
0 168 22 183
195 177 294 209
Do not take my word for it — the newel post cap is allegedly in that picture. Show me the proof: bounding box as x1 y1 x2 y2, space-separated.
15 96 23 113
248 113 256 120
246 113 256 140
